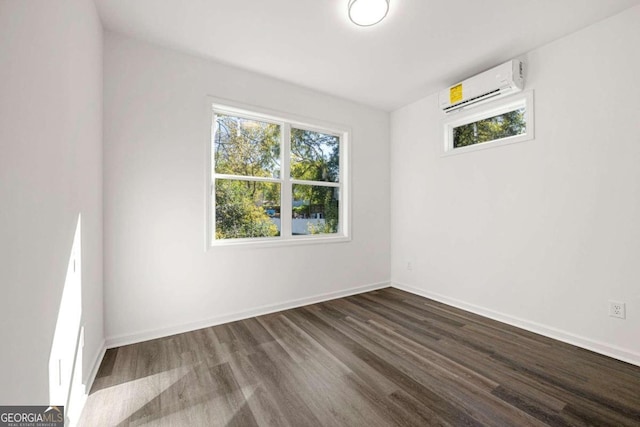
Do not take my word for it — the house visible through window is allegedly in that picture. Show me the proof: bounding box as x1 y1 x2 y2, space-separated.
209 103 348 245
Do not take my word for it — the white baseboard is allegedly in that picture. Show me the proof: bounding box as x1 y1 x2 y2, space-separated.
392 281 640 367
102 280 639 367
105 281 390 349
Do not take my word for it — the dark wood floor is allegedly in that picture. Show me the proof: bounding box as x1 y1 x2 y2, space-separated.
79 288 640 426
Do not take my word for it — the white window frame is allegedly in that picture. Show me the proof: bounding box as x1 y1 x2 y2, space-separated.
205 97 351 249
442 90 534 156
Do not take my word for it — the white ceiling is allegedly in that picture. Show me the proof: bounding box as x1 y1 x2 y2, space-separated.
95 0 640 111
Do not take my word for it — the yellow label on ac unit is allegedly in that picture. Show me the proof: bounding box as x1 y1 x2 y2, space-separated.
450 84 463 104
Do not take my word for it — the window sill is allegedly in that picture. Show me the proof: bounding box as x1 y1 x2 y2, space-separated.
207 234 351 250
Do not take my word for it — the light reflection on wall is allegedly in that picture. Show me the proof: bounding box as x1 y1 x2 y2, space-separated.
48 214 83 423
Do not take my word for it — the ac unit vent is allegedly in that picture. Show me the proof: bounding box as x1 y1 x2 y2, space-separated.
439 60 524 114
442 89 501 112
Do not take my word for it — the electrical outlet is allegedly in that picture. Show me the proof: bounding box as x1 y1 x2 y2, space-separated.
609 301 626 319
406 261 413 271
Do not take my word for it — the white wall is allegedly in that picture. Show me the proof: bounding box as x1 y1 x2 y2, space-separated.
391 6 640 365
103 33 390 344
0 0 103 404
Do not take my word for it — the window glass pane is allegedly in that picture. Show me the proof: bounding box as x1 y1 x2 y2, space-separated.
292 184 339 235
214 114 281 178
215 179 281 239
291 128 339 182
453 108 526 148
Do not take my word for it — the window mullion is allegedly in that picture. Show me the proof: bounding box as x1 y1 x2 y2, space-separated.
214 173 281 183
290 179 340 187
281 123 292 238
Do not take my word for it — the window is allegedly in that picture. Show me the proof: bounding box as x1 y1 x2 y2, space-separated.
208 101 349 246
443 91 534 155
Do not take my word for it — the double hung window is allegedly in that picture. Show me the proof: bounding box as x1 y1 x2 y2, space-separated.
208 102 349 246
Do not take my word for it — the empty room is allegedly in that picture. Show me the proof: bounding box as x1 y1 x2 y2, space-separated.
1 0 639 425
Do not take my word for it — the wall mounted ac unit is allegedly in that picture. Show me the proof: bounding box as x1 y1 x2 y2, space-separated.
439 59 524 114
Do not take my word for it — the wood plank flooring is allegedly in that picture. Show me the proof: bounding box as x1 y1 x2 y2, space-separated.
79 288 640 426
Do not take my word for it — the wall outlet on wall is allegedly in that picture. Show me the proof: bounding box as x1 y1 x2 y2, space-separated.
406 261 413 271
609 301 626 319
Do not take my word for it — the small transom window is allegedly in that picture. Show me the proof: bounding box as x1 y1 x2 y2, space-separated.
443 91 534 155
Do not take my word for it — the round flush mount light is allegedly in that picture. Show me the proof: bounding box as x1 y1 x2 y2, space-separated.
348 0 390 26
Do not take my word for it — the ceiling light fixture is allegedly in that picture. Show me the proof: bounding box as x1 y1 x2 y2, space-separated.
348 0 389 27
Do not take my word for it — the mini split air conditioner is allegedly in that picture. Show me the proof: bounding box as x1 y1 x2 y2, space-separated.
439 59 524 114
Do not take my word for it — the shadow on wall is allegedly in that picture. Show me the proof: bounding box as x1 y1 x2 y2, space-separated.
48 214 84 424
